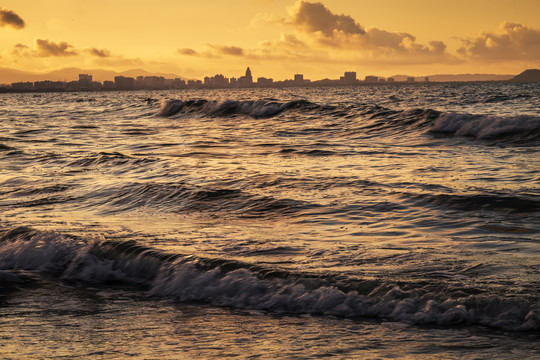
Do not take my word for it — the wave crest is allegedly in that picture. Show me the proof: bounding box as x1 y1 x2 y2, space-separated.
157 99 319 118
1 227 538 331
431 113 540 139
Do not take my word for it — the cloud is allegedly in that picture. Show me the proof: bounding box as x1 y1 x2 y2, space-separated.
35 39 78 57
458 22 540 61
178 48 199 56
283 1 449 60
288 1 365 36
0 8 25 29
88 48 111 58
174 1 464 70
209 45 244 56
11 43 31 57
178 45 244 58
175 1 455 68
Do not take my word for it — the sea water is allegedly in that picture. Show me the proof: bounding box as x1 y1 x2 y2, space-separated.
0 83 539 359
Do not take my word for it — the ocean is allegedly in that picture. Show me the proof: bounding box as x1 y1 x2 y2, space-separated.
0 82 539 359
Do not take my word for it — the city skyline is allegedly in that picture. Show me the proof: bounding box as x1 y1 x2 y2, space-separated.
5 66 534 93
1 1 539 80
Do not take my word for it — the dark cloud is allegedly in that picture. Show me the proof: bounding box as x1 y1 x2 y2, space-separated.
35 39 78 57
0 8 25 29
458 22 540 61
178 48 199 56
210 45 244 56
88 48 111 57
289 1 365 36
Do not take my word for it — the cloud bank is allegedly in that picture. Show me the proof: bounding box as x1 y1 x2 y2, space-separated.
0 8 25 29
458 22 540 61
177 1 454 66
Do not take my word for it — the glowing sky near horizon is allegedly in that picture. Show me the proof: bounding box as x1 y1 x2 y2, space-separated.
1 0 539 79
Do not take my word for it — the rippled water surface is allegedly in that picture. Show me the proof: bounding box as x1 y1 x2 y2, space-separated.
1 83 539 358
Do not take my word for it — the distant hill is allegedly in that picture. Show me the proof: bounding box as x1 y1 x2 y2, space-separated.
0 67 183 84
511 69 540 82
426 74 513 82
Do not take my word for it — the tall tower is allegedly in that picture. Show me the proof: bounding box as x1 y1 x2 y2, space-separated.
245 67 253 84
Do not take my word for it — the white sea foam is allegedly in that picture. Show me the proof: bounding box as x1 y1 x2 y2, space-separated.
1 230 538 331
431 113 540 139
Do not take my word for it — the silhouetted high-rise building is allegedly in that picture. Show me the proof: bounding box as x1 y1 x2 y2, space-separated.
238 67 253 87
294 74 304 86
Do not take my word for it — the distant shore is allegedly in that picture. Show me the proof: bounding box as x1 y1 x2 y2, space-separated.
0 79 531 95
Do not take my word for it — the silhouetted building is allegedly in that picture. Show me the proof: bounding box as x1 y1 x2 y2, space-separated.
238 67 253 87
341 72 357 85
294 74 304 86
103 81 114 90
424 77 430 82
204 74 229 88
257 77 273 87
171 78 186 89
34 81 66 91
114 76 135 90
365 76 378 83
78 74 92 86
407 77 415 83
144 76 166 89
11 82 34 91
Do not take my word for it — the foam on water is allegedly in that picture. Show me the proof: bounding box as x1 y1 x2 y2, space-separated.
1 84 539 357
431 113 540 139
1 228 538 331
156 97 540 143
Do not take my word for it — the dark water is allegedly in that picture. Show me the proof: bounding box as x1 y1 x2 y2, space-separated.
1 83 539 358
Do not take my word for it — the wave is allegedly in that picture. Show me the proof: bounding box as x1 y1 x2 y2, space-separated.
405 192 540 214
0 144 15 151
156 98 540 143
157 99 321 118
68 151 155 168
430 113 540 140
1 227 538 331
86 182 314 217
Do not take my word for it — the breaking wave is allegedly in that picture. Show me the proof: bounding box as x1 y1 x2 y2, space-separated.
1 227 538 331
157 99 321 118
156 98 540 143
430 113 540 140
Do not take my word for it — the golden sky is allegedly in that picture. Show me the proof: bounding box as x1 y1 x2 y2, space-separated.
1 0 540 79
